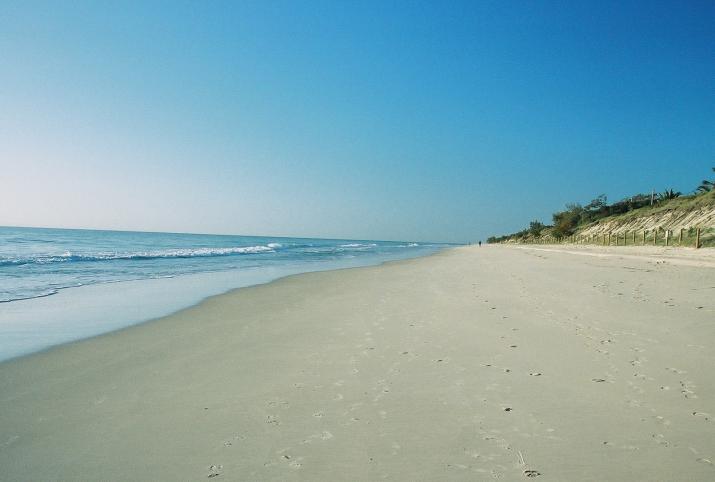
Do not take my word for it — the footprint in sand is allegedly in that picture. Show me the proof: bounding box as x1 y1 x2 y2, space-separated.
653 415 671 426
629 357 647 367
267 400 290 409
646 433 672 448
207 464 223 478
679 380 698 399
223 435 246 447
632 373 653 381
692 411 711 422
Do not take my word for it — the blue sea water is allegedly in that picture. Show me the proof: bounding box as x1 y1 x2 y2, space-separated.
0 226 449 361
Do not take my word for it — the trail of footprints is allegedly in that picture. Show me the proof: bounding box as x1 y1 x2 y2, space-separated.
203 278 712 478
480 276 714 475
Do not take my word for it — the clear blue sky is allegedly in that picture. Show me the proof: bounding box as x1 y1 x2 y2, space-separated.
1 1 713 243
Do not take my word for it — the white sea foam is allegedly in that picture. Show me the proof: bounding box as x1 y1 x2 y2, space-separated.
0 245 278 266
0 227 448 358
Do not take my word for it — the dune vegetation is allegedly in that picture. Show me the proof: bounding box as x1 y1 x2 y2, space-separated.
488 167 715 247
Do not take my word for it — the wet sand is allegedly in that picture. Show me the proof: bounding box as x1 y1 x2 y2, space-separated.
1 245 714 481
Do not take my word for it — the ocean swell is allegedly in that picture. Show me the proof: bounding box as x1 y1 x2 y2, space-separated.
0 244 279 267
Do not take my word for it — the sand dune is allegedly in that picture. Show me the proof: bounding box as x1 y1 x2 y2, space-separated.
1 245 714 481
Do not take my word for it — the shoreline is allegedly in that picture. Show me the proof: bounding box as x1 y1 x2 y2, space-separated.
0 246 458 365
1 245 714 480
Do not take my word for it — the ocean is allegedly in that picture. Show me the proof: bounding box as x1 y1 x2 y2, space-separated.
0 226 449 361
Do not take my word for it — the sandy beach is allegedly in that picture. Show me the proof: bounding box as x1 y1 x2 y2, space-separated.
1 245 714 481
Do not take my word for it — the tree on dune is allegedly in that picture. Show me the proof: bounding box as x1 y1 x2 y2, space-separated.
528 220 545 236
552 203 583 237
696 167 714 193
659 188 681 201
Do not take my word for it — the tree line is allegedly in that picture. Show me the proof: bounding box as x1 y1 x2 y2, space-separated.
487 167 714 244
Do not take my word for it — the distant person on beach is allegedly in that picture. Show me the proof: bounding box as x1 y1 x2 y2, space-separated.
478 241 482 247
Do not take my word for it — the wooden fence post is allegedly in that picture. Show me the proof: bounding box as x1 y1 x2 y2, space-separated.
679 229 684 245
696 228 701 249
643 230 646 245
632 231 636 244
665 230 669 246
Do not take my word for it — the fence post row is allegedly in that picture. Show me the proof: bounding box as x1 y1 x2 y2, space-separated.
512 227 704 247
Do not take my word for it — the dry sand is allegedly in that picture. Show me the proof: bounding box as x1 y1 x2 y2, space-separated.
1 245 714 481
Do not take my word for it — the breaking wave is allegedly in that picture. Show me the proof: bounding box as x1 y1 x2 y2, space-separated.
339 243 378 248
0 244 279 267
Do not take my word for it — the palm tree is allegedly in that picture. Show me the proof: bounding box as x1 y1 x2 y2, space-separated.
659 188 681 201
697 167 714 193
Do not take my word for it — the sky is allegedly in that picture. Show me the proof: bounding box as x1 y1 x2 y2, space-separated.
1 1 713 243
